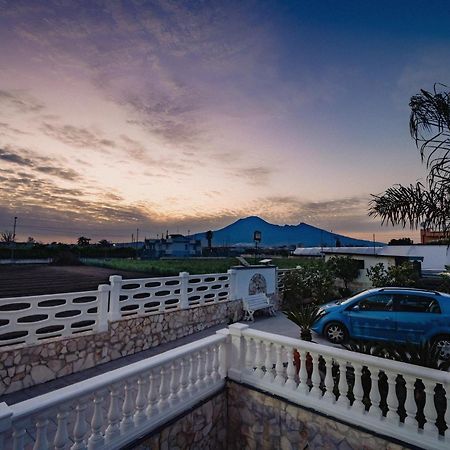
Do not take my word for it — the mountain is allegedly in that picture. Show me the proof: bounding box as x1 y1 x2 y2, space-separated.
192 216 384 247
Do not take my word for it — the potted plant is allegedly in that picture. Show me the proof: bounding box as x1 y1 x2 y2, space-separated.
283 304 321 341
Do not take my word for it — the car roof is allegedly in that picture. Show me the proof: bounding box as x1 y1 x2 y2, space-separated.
373 287 450 299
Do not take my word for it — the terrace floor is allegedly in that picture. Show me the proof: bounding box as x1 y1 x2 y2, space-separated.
0 313 337 406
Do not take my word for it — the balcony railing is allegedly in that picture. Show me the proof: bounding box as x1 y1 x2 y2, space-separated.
2 325 447 449
0 334 226 449
227 324 450 450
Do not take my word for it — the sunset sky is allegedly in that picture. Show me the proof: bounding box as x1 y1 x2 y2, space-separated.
0 0 449 243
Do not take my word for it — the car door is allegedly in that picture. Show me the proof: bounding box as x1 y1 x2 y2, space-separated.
347 293 396 341
393 294 441 344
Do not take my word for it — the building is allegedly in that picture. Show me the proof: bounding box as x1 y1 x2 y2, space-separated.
142 234 202 258
421 228 448 244
321 247 423 289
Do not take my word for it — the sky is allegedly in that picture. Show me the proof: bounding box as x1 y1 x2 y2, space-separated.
0 0 449 244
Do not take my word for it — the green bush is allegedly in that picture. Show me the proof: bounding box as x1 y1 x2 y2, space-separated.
282 261 335 308
366 261 419 288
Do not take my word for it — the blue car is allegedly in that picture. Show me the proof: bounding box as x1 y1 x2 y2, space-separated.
312 287 450 359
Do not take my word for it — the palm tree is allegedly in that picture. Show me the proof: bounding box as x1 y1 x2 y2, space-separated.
370 85 450 235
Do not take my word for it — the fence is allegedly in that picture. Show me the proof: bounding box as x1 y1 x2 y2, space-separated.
0 334 226 450
227 324 450 450
0 267 275 348
108 272 231 320
0 286 109 347
1 325 449 449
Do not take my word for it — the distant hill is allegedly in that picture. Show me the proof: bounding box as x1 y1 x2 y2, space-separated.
192 216 384 247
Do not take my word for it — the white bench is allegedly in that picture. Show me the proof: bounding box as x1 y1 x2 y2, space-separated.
242 293 276 321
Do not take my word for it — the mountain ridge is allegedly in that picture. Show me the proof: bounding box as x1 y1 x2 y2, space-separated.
192 216 384 247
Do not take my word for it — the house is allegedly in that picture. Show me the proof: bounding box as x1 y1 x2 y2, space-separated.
322 247 423 289
141 234 202 259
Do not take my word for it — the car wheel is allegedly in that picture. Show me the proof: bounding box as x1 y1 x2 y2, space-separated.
432 335 450 360
324 322 348 344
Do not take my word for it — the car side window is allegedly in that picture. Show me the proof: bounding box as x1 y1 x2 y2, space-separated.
355 294 394 312
394 294 441 313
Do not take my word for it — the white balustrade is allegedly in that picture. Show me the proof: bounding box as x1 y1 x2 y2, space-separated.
227 324 450 450
0 270 237 349
0 285 110 347
0 334 226 450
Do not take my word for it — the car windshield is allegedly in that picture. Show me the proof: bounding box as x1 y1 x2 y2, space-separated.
336 290 374 306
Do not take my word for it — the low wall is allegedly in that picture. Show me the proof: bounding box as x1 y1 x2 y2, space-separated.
0 300 243 395
128 381 410 450
227 382 411 450
131 391 227 450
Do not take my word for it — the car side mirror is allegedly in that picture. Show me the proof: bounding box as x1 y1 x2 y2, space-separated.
352 305 360 312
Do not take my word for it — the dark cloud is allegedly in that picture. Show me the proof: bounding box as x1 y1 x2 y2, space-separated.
35 166 80 181
0 147 33 166
0 146 81 181
233 166 274 186
0 90 44 113
41 123 115 153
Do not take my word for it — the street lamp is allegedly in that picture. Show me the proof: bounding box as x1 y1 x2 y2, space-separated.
253 230 261 264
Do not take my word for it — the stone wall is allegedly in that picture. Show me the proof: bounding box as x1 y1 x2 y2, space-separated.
227 382 411 450
0 300 243 395
131 391 227 450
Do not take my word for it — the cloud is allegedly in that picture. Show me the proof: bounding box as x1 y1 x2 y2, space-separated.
41 123 115 153
232 165 274 186
0 145 81 181
0 147 33 166
0 89 45 113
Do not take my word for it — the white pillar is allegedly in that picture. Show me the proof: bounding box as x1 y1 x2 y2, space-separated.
0 402 12 450
179 272 189 309
227 323 249 381
97 284 110 332
108 275 123 321
227 268 237 301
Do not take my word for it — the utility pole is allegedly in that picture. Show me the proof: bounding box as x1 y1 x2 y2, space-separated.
136 228 139 257
11 216 17 262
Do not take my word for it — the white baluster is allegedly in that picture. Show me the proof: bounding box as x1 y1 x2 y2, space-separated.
368 366 382 419
423 379 438 436
54 408 69 450
12 425 26 450
196 350 207 390
322 356 334 402
296 351 309 395
71 402 88 450
178 356 190 399
385 371 399 425
121 379 136 432
274 344 285 385
285 347 297 390
211 345 221 383
134 375 148 426
310 354 322 397
254 340 265 379
245 337 254 374
159 364 171 410
146 370 160 417
445 383 450 442
263 341 274 383
352 364 366 413
403 375 418 429
188 353 198 395
88 393 105 449
105 385 121 443
204 348 214 386
337 359 349 408
169 361 181 405
33 417 49 450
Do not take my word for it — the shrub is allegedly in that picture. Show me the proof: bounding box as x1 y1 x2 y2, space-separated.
282 261 335 308
327 256 361 294
366 261 418 288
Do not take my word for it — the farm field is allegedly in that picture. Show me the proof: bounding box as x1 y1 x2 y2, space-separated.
83 257 305 275
0 265 147 298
